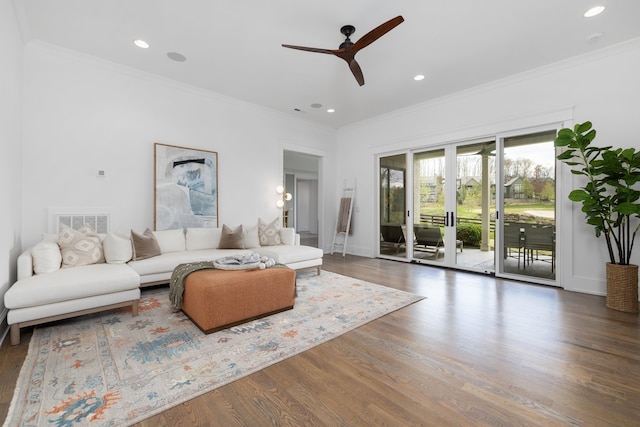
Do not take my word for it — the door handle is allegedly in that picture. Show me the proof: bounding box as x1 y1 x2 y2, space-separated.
445 212 454 227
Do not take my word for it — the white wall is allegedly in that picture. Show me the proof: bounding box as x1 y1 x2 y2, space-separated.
21 42 336 248
335 38 640 296
13 27 640 305
0 0 24 327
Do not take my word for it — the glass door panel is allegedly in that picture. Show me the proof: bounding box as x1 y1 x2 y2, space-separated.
412 149 446 263
380 154 407 258
455 141 496 271
499 130 557 282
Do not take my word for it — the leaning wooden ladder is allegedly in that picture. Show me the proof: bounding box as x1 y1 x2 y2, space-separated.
331 179 356 256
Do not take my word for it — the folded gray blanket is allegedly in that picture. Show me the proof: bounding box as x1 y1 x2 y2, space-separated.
169 261 217 309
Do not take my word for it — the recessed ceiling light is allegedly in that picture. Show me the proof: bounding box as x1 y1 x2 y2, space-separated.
414 74 425 81
327 108 335 113
310 103 322 109
133 39 150 49
586 32 604 42
167 52 187 62
584 6 605 18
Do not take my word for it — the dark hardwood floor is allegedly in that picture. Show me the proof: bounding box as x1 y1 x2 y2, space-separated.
2 254 639 426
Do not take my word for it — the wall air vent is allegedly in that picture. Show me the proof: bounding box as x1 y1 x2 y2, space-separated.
49 208 111 234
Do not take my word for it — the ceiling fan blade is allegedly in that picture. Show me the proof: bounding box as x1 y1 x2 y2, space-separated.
281 44 338 56
352 15 404 53
349 59 365 86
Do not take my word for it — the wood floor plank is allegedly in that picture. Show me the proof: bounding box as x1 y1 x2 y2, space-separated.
1 254 639 426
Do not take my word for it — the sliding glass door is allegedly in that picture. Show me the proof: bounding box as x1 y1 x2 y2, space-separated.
411 149 447 264
379 154 407 258
454 141 496 272
377 126 558 286
497 130 557 283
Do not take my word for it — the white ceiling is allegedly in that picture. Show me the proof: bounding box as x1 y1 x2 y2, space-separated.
12 0 640 128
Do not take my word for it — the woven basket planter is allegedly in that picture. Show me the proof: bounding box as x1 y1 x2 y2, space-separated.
606 263 639 313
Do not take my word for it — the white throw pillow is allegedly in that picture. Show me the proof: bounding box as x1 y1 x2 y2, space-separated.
31 241 62 274
186 227 222 250
152 229 186 253
243 222 261 248
103 232 133 264
280 228 296 246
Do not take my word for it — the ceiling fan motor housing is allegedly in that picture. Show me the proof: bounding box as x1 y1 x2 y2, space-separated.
339 25 356 48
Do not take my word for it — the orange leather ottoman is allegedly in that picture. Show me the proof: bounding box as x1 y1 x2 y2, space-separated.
181 267 296 333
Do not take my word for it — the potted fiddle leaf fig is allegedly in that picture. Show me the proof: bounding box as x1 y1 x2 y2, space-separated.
554 121 640 313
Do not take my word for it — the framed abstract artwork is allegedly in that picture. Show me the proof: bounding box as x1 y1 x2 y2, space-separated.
154 143 218 230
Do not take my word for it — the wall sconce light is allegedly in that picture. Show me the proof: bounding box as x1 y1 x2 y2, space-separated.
276 185 292 208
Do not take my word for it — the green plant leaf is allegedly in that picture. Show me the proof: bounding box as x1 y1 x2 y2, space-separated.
620 148 635 160
568 189 589 201
557 150 575 160
616 202 639 215
583 129 597 142
576 121 592 134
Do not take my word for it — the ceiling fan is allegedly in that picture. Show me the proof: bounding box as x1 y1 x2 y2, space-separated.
282 15 404 86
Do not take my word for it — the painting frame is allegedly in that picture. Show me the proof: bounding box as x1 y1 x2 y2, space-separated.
154 143 219 230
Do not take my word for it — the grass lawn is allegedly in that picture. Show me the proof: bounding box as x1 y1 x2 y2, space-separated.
420 200 554 218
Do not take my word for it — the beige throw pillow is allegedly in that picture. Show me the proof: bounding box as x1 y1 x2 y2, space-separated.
218 224 245 249
258 217 282 246
131 228 162 261
58 223 105 268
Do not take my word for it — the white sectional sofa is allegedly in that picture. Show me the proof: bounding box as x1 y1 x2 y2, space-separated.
5 223 323 345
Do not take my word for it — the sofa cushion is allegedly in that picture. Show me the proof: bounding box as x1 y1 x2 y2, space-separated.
255 245 323 265
185 227 222 250
31 241 62 274
58 224 105 268
243 222 260 248
103 232 133 264
128 249 254 276
258 217 282 246
153 228 186 253
219 224 244 249
131 228 161 260
4 263 140 309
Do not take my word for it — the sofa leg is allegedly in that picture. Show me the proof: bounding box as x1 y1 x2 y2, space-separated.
316 266 321 275
10 324 20 346
132 300 139 317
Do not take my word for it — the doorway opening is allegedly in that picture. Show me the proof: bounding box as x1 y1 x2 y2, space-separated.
283 150 320 248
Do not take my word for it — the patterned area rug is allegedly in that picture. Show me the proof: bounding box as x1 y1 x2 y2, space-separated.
4 270 424 426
